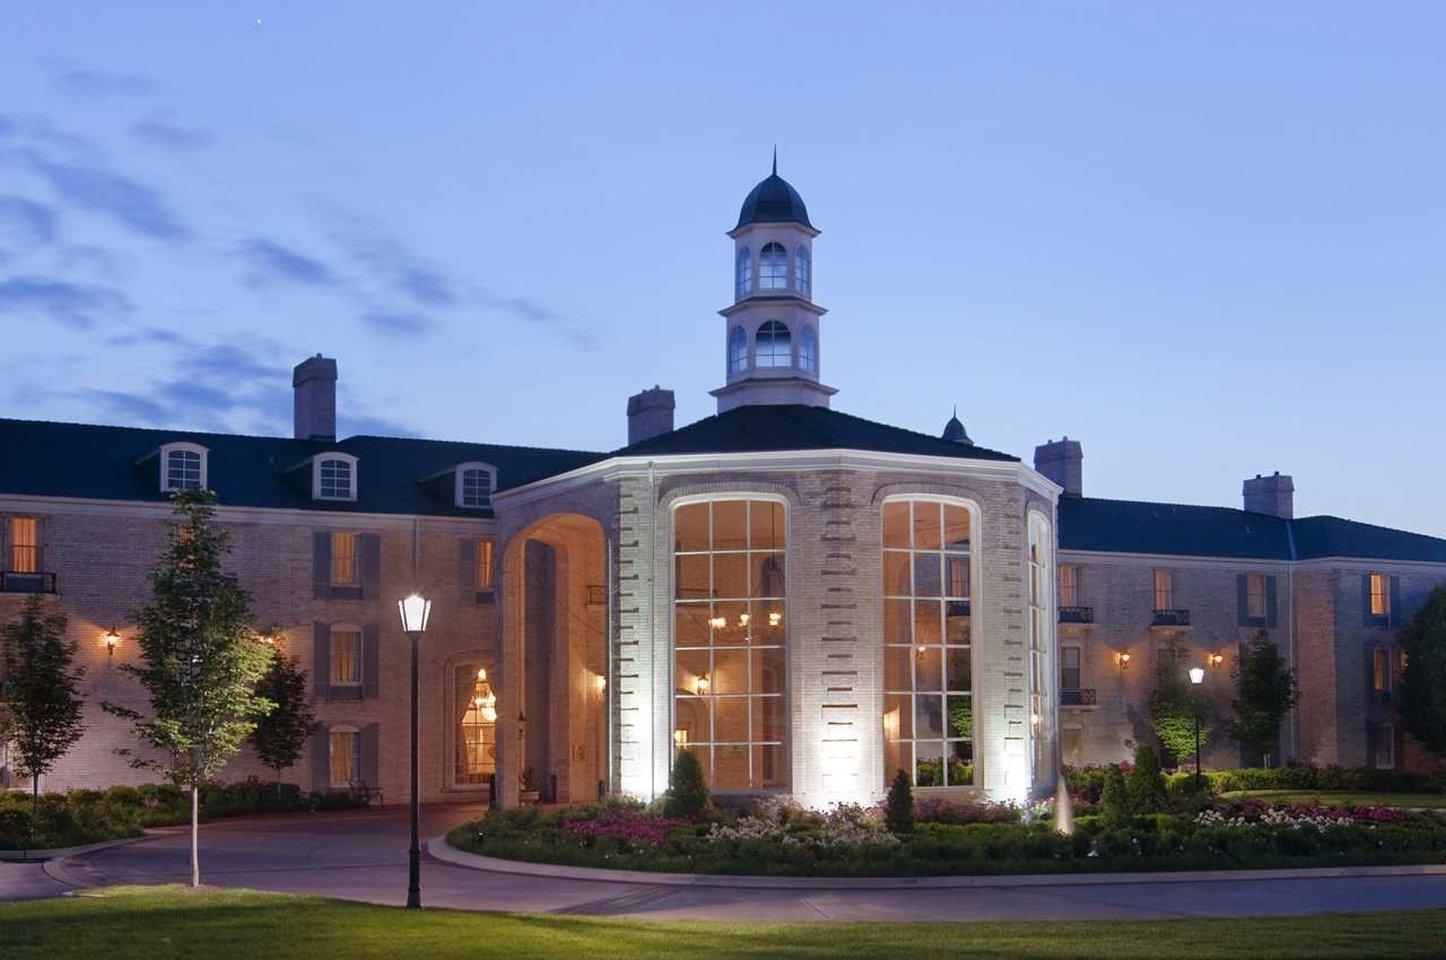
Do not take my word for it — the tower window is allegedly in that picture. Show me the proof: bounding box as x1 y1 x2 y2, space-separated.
735 247 752 299
797 324 818 374
759 243 787 290
755 321 791 368
794 245 810 296
728 325 748 375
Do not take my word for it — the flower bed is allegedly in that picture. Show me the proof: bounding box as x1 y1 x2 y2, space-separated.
448 794 1446 878
0 779 368 850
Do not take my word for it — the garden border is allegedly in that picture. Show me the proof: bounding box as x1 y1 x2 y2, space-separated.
1 832 157 866
429 835 1446 890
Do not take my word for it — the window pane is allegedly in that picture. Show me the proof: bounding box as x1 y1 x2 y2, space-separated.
714 744 749 789
913 553 942 597
675 649 710 696
884 599 911 646
946 647 972 692
675 603 710 647
749 501 784 550
911 502 942 550
884 645 911 692
883 551 911 595
945 603 971 645
675 555 709 600
915 741 944 786
913 601 942 647
754 744 784 789
753 696 784 743
331 531 356 584
713 501 747 550
882 501 910 548
947 694 973 740
753 599 784 644
915 694 944 739
675 698 710 745
712 600 750 645
675 503 709 552
915 645 943 692
947 739 974 786
712 646 749 695
713 553 748 599
884 740 910 784
943 505 970 550
944 556 969 599
884 694 912 740
752 647 784 695
714 697 749 743
752 552 785 598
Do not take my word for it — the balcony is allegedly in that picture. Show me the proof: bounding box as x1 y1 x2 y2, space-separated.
1060 688 1097 706
1151 608 1190 627
1058 606 1094 624
1 571 57 594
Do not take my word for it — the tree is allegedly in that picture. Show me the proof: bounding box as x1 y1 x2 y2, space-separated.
662 749 710 817
0 596 85 815
1399 586 1446 756
885 769 915 833
248 650 315 799
1099 763 1131 826
103 490 274 887
1229 630 1298 765
1148 667 1207 766
1126 744 1166 813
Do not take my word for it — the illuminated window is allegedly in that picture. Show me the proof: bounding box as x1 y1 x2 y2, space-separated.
454 664 497 786
1059 563 1081 607
794 245 810 296
1369 573 1390 619
473 538 495 591
330 628 362 686
735 246 752 299
330 531 358 585
456 464 496 509
672 499 787 792
316 456 355 500
882 499 974 788
1373 648 1391 696
759 242 787 290
728 325 748 375
1028 514 1051 780
755 321 791 368
1152 569 1174 610
1246 573 1268 620
329 727 360 786
797 324 818 374
8 517 38 573
161 445 205 492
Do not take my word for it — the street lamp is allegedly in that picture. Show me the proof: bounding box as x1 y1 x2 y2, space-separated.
397 592 432 910
1188 666 1205 791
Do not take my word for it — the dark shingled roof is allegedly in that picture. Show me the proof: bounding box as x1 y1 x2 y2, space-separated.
0 417 605 518
614 405 1018 462
736 173 813 229
1059 496 1446 563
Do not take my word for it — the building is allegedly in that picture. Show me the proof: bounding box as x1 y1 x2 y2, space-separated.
2 165 1444 807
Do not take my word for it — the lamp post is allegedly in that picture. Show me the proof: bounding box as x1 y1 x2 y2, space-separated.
397 592 432 910
1188 666 1205 792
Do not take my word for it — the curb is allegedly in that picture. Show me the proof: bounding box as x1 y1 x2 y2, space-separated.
38 833 166 889
427 836 1446 890
0 832 161 865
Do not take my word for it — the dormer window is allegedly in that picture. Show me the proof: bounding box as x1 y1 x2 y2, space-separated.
159 442 207 493
313 454 357 501
455 463 497 509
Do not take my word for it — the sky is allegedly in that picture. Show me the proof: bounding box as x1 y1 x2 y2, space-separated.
2 4 1443 534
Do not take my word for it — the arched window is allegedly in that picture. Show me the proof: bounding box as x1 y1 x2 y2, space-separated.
727 325 748 375
754 321 791 368
797 324 818 374
735 247 752 299
455 463 497 509
159 442 208 492
313 454 357 501
794 246 810 296
759 243 787 290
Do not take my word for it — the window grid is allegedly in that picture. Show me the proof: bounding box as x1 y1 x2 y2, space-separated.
164 449 202 491
735 247 752 299
8 517 38 573
1369 573 1390 618
1372 648 1391 695
318 458 353 500
794 245 810 296
673 499 787 792
882 499 973 788
454 665 497 786
1153 569 1174 609
728 325 748 374
755 321 791 368
1028 519 1049 776
1246 573 1268 620
1059 563 1080 607
797 325 818 374
331 629 362 685
329 728 360 786
460 468 493 508
330 531 358 585
758 242 787 290
1060 645 1081 692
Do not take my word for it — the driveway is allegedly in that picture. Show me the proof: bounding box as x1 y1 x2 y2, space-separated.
17 805 1446 921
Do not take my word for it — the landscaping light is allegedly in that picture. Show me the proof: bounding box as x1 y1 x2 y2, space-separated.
1189 667 1205 685
397 593 432 634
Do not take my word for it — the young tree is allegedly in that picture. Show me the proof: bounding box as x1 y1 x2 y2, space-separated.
1126 744 1166 813
662 748 710 817
248 650 315 800
0 596 85 814
885 769 915 833
1229 630 1298 765
1148 668 1207 766
1099 763 1131 826
103 490 274 887
1399 586 1446 756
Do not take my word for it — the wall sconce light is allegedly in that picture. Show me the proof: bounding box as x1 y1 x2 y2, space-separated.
768 611 782 627
695 674 710 696
1115 651 1131 669
708 615 727 629
1209 653 1225 668
104 628 120 656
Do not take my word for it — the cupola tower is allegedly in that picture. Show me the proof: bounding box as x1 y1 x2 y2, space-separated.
711 155 837 413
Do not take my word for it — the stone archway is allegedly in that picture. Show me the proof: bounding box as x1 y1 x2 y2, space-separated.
498 513 607 807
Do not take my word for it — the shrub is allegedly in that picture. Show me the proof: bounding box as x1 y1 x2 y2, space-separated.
1127 745 1167 813
1099 764 1131 826
885 769 915 833
662 749 710 817
915 797 1020 825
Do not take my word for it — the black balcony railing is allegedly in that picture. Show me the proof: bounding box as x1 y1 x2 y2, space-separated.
1152 608 1190 627
1061 688 1097 706
1059 606 1094 624
1 571 57 594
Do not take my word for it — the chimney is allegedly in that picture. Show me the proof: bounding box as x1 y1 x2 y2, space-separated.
1243 472 1294 519
293 354 338 441
1034 437 1083 496
627 386 675 445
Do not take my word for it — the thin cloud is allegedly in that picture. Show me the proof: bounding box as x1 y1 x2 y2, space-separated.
78 388 168 425
343 412 418 438
0 275 130 328
54 69 158 99
360 310 434 336
130 119 210 151
28 153 188 240
241 238 336 288
0 196 58 245
477 289 597 350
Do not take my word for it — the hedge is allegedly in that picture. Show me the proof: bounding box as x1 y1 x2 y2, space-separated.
1064 764 1446 802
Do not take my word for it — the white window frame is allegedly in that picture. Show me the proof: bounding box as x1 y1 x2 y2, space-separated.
312 453 358 501
329 724 361 787
158 441 208 493
1369 572 1391 618
1059 563 1081 607
329 624 364 687
1027 511 1055 783
454 462 499 510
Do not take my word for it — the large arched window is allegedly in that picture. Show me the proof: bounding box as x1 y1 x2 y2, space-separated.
1028 513 1053 783
794 245 810 296
883 498 975 788
727 325 748 375
754 321 791 368
759 242 787 290
797 324 818 374
452 663 497 787
735 247 752 299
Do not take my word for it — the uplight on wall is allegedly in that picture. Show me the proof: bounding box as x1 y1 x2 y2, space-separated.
1115 651 1131 670
1209 653 1225 668
594 673 607 694
104 628 120 656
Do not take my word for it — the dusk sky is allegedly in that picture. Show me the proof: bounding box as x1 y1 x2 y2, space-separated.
2 4 1443 534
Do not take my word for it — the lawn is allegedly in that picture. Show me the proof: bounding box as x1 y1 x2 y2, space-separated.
3 886 1446 960
1222 791 1446 810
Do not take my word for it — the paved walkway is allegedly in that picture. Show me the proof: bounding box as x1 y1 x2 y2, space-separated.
9 806 1446 921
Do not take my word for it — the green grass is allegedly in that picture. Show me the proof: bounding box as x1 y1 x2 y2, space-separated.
1222 790 1446 809
3 886 1446 959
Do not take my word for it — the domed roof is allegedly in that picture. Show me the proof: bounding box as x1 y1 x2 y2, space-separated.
736 154 812 229
941 408 972 446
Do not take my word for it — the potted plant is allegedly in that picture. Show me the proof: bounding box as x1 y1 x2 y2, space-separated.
519 766 541 804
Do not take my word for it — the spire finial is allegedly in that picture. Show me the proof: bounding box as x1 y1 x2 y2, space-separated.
771 146 777 176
